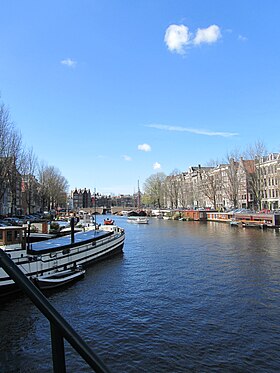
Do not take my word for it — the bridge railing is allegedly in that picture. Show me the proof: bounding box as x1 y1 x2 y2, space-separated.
0 249 112 373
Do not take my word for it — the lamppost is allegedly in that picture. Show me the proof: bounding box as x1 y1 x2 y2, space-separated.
94 188 97 229
27 220 31 251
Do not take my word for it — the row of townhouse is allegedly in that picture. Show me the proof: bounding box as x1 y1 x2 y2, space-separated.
259 153 280 209
71 188 92 210
70 188 114 210
165 153 280 211
69 188 138 210
0 173 41 216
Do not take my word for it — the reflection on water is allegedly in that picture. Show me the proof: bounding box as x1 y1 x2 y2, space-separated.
1 217 280 372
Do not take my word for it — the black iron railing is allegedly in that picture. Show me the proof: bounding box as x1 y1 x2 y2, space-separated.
0 249 111 373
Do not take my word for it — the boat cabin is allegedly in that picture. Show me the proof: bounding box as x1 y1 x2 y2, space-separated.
0 226 27 249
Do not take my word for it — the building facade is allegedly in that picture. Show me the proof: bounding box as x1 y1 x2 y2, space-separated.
163 154 280 212
257 153 280 210
71 188 92 210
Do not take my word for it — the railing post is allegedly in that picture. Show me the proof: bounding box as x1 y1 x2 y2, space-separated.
0 249 112 373
51 324 66 373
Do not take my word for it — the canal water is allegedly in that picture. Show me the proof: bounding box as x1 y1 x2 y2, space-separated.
1 216 280 372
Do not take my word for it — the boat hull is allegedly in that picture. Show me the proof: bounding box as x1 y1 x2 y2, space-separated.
34 268 86 290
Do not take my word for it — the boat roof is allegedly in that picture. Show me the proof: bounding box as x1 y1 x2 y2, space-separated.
28 229 112 255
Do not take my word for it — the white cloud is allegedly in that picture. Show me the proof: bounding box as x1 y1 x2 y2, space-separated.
61 58 77 67
138 143 151 152
193 25 221 45
153 162 161 170
164 24 221 54
147 124 238 138
122 155 132 161
238 34 248 42
164 24 191 54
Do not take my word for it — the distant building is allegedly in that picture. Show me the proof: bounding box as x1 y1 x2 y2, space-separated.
257 153 280 210
71 188 92 209
111 194 135 208
0 157 22 215
163 155 280 212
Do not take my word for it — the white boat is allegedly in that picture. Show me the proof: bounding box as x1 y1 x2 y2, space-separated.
0 222 125 297
127 217 149 224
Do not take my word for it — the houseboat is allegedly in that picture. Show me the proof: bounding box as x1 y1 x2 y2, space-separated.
206 211 280 228
0 221 125 297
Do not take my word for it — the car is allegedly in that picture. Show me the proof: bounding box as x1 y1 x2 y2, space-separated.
0 219 13 226
235 208 253 214
3 217 21 226
24 215 38 222
258 209 271 214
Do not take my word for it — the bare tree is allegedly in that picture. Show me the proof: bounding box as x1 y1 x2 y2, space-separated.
0 101 23 214
143 172 166 208
177 172 188 208
38 163 69 211
165 169 181 209
223 150 242 209
20 147 39 214
198 161 221 209
244 141 268 210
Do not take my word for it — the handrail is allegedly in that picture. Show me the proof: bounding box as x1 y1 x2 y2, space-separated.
0 249 112 373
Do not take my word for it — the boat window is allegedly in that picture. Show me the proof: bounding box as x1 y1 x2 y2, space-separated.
0 231 2 240
7 231 12 242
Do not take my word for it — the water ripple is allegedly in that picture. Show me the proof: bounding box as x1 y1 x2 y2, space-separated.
1 218 280 372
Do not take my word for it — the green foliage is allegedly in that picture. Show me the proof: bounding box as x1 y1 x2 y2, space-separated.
49 222 60 232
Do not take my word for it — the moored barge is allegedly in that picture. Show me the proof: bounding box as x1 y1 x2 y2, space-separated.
0 222 125 297
206 211 280 228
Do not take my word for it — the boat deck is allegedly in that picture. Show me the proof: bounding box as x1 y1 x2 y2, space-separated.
28 229 112 255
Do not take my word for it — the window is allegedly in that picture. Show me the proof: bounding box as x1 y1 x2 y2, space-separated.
7 231 12 242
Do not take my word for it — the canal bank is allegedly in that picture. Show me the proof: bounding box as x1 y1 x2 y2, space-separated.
149 209 280 229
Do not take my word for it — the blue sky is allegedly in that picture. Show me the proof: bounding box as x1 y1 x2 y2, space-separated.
1 1 279 195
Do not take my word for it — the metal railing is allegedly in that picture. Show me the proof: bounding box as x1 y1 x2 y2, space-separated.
0 249 112 373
